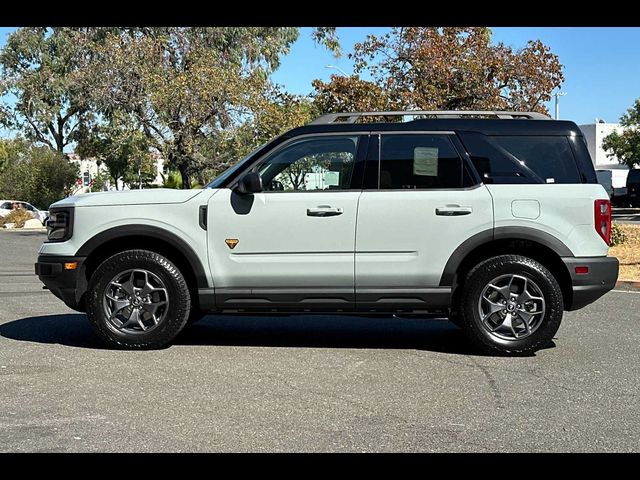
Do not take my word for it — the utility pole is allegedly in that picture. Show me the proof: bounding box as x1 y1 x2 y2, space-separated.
553 91 567 120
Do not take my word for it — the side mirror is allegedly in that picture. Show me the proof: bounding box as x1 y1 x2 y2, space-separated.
235 172 263 194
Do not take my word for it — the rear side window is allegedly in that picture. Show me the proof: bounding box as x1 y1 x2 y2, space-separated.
628 169 640 183
492 136 581 184
379 134 466 189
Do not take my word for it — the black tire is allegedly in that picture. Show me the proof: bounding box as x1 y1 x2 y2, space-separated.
86 249 191 349
458 254 563 355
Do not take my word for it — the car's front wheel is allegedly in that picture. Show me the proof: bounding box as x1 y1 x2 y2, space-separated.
86 249 191 349
458 255 564 355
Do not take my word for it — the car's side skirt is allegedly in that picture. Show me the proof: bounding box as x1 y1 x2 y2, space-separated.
198 287 451 313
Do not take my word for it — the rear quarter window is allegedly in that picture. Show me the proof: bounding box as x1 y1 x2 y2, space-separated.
492 136 581 184
458 132 536 184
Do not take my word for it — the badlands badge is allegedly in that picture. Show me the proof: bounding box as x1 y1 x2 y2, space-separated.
225 239 239 250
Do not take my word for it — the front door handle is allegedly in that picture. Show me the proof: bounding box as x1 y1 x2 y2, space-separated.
307 205 343 217
435 205 473 216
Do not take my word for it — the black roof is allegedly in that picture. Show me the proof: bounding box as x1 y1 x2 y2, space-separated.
284 119 583 138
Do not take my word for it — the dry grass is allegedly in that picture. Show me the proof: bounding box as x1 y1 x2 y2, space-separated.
0 209 35 228
609 224 640 281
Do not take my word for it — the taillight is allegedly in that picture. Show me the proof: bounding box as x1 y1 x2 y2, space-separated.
594 199 611 245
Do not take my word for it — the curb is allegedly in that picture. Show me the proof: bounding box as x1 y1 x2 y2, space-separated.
615 280 640 291
0 227 47 232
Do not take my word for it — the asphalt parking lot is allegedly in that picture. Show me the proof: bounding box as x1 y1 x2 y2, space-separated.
0 230 638 452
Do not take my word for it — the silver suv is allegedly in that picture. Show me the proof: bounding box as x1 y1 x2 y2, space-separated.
36 111 619 354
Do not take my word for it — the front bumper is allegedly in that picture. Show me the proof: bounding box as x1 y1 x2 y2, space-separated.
562 256 619 311
35 255 87 312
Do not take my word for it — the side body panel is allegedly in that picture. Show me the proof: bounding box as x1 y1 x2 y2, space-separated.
486 184 610 257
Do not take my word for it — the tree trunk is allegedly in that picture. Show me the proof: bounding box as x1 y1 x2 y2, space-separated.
179 165 191 189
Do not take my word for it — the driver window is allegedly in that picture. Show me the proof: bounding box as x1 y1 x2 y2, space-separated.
258 136 358 192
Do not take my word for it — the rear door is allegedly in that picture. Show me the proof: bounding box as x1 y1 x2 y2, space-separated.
355 132 494 310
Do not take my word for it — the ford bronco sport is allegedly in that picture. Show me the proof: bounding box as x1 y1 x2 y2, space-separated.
35 110 619 354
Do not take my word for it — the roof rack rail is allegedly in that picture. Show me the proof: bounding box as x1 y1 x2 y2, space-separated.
309 110 551 124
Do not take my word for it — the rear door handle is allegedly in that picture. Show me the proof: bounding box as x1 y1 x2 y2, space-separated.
435 205 473 216
307 205 343 217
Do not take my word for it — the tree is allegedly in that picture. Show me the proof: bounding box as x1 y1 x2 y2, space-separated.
1 27 339 188
0 141 78 208
0 28 98 153
313 75 398 114
312 27 564 114
191 87 319 186
76 112 155 189
602 99 640 170
86 28 337 189
0 138 28 173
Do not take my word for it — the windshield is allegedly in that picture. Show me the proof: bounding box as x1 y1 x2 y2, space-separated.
206 143 267 189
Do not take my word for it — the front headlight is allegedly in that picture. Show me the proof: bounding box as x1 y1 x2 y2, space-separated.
46 208 74 242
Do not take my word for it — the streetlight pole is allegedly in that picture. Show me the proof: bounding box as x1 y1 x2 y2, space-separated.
325 65 349 76
553 91 567 120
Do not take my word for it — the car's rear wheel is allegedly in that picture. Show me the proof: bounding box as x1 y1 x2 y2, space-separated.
458 254 564 355
86 249 191 349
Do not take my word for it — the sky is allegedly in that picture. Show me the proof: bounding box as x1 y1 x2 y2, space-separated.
1 26 640 140
272 27 640 125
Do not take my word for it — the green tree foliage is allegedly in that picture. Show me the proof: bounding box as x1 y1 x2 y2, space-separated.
0 141 78 208
313 27 564 114
85 28 306 188
0 138 29 173
1 27 340 189
0 28 99 152
602 99 640 169
76 112 156 189
160 170 183 189
214 87 317 162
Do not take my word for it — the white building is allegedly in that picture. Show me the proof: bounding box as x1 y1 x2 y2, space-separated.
579 122 626 168
67 152 166 193
579 122 629 198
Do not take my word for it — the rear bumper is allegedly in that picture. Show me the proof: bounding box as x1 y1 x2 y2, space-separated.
35 255 87 312
562 256 619 311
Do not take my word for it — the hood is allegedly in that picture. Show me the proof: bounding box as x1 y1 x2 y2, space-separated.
51 188 204 208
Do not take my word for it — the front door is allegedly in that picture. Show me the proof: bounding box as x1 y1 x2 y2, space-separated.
208 134 367 310
355 132 494 310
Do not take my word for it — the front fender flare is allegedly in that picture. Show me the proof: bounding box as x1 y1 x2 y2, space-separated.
76 224 209 289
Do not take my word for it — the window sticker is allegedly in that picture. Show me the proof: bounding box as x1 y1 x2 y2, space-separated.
413 147 439 176
324 171 340 186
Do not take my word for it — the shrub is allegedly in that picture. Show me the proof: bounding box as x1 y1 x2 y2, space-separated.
0 209 35 228
610 223 627 246
0 142 78 209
